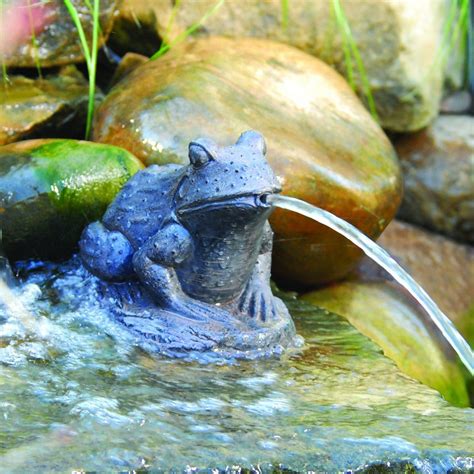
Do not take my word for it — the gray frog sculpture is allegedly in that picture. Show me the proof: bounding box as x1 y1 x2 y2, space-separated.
79 131 299 359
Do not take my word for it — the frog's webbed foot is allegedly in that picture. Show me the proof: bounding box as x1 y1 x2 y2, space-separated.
238 234 279 322
238 282 278 322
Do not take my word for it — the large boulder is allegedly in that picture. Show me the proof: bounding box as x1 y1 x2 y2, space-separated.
0 66 92 146
1 0 117 68
394 115 474 244
111 0 449 132
93 37 402 288
0 139 143 260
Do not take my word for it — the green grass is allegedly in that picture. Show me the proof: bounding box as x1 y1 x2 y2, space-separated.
150 0 225 61
397 0 470 102
439 0 470 84
64 0 100 139
281 0 289 32
331 0 378 121
0 0 9 84
160 0 183 48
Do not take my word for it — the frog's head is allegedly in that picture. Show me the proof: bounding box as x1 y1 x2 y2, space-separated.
176 131 281 218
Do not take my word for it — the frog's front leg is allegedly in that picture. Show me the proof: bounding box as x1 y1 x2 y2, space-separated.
133 223 233 322
238 222 279 322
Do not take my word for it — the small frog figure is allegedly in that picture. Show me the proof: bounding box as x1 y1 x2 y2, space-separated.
79 131 298 357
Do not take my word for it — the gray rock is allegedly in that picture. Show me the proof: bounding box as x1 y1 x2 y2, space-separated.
395 115 474 244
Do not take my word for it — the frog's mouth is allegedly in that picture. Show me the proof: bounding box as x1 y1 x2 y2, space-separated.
177 192 274 216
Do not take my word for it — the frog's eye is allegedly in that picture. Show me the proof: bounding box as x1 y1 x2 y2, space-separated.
188 141 216 168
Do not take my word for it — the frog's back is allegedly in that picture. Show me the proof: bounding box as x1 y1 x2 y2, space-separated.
103 164 183 248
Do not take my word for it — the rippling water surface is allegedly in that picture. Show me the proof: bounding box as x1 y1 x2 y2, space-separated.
0 257 472 473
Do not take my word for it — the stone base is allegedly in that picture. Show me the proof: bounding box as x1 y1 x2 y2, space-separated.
100 282 302 361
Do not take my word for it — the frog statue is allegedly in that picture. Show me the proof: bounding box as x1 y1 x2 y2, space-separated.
79 131 300 359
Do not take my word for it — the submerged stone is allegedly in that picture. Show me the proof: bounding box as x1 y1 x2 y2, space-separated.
1 259 473 471
395 115 474 244
0 139 143 260
304 219 474 407
1 0 117 68
113 0 449 132
93 37 402 288
0 66 92 146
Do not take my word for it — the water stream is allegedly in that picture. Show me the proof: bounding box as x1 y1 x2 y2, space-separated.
271 194 474 375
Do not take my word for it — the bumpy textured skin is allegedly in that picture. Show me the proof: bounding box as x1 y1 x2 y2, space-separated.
79 131 299 358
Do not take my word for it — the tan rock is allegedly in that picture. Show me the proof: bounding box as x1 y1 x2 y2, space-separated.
109 52 148 88
394 115 474 244
375 219 474 342
112 0 448 132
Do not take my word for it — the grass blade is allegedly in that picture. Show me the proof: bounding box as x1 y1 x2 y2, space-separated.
281 0 289 32
0 0 10 85
400 0 470 102
63 0 100 139
63 0 92 66
331 0 378 120
85 0 99 139
332 0 354 88
150 0 224 60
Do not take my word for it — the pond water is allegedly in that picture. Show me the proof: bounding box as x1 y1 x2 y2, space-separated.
0 257 473 472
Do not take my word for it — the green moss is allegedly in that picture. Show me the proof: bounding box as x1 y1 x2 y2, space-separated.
0 139 143 259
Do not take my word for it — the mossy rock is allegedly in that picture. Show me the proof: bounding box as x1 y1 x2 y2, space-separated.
0 139 143 260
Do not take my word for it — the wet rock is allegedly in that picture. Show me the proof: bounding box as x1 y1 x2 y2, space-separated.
0 66 92 146
1 0 117 68
394 115 474 244
0 139 143 260
303 219 474 407
109 52 148 88
113 0 449 132
93 37 402 288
